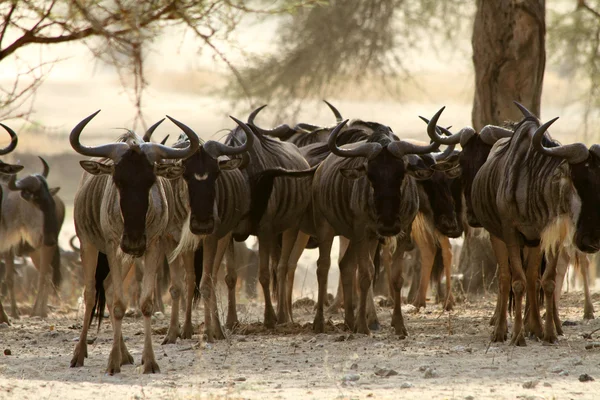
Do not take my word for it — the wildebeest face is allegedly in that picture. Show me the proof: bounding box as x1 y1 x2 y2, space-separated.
182 148 242 235
458 135 492 228
80 149 183 257
420 155 463 238
341 149 433 237
571 153 600 253
17 177 60 247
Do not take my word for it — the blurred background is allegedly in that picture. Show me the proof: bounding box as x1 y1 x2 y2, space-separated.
1 0 599 298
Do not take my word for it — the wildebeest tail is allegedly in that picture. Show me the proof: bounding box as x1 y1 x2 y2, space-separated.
250 165 318 229
539 253 546 306
51 245 62 288
90 251 109 331
193 245 203 305
372 240 382 286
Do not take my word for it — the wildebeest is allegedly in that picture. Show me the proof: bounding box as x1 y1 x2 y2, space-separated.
147 116 253 343
471 102 600 345
310 119 440 335
0 123 25 325
0 156 64 318
69 110 199 374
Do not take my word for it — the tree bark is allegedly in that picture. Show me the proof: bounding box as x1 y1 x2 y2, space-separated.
460 0 546 292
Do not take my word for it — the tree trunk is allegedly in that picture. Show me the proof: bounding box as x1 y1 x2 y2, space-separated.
459 0 546 292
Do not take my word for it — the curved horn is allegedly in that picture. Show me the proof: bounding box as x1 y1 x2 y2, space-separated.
142 118 166 142
295 123 320 132
159 116 201 160
513 101 537 119
69 235 80 252
69 110 129 160
328 120 382 159
160 135 170 145
421 107 462 145
323 100 343 123
0 123 18 155
479 125 513 145
39 156 49 178
8 174 40 192
247 105 267 125
203 116 255 158
532 117 589 164
434 143 456 161
388 138 440 159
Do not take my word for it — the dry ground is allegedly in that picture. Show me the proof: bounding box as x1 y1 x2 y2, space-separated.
1 291 600 400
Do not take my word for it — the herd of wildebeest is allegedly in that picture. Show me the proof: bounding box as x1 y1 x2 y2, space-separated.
0 101 597 375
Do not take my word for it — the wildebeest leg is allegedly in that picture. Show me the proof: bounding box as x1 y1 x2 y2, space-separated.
139 242 162 374
412 234 435 309
276 228 301 324
4 251 19 318
153 264 165 314
70 242 98 368
31 245 53 318
313 226 334 333
524 245 543 340
327 237 349 313
162 252 183 345
553 247 568 309
205 234 231 340
181 251 195 339
490 236 509 342
0 298 9 325
123 264 138 316
224 240 239 329
440 236 455 311
365 241 380 330
257 234 277 329
505 231 527 346
577 252 595 320
381 242 394 304
104 246 128 375
355 238 376 335
340 240 358 331
541 250 559 343
284 231 310 323
390 248 407 337
104 278 134 366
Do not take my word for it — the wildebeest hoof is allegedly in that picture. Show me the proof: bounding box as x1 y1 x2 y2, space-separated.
510 331 526 347
70 343 87 368
121 351 134 366
354 320 370 335
161 328 180 345
313 316 325 334
411 299 426 310
106 357 121 375
142 358 160 374
181 322 194 339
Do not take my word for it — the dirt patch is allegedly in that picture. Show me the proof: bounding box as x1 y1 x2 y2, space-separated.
1 292 600 399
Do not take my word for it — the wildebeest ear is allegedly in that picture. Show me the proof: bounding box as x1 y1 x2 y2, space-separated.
49 187 60 196
154 163 184 180
80 160 114 175
444 166 462 179
0 163 24 174
430 154 460 172
218 157 243 171
340 164 367 180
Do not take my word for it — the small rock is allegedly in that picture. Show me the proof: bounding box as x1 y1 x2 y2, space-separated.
579 374 595 382
342 374 360 382
0 323 9 329
543 382 552 387
4 349 11 356
550 367 564 374
350 363 358 370
233 377 246 382
423 368 438 379
522 380 539 389
464 396 475 400
87 338 96 345
559 370 569 377
374 368 398 377
452 345 467 352
400 382 413 389
562 320 577 326
585 342 600 350
275 384 282 389
573 357 584 366
153 312 165 320
418 365 429 372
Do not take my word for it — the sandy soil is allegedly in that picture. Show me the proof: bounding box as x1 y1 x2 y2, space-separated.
1 291 600 400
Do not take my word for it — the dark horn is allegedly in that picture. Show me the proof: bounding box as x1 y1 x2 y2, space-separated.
0 123 18 155
70 110 129 159
323 100 343 123
204 116 255 158
142 118 166 142
39 156 49 178
247 105 267 125
69 235 80 252
388 138 440 159
328 120 382 159
434 143 456 161
532 117 589 164
422 107 462 145
160 116 201 160
160 135 170 145
479 125 513 145
513 101 537 119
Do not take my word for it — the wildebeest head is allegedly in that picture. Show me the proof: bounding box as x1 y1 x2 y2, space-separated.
164 116 254 235
70 110 200 257
418 148 463 238
7 157 60 246
0 123 24 175
423 107 512 228
531 114 600 253
329 120 439 237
